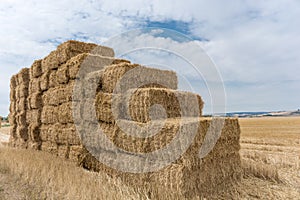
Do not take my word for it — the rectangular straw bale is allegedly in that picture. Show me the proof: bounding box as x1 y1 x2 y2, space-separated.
10 75 17 88
16 112 27 125
82 70 104 97
40 124 58 142
42 82 74 106
15 84 29 99
16 98 27 112
28 92 43 109
10 88 16 101
94 92 122 123
82 94 122 123
16 125 28 140
97 118 193 154
28 123 40 142
26 109 41 125
42 88 58 106
40 70 51 91
57 124 81 145
41 41 114 73
101 63 139 93
9 101 16 114
58 102 73 124
41 51 59 72
41 106 58 124
9 125 17 139
101 64 178 93
126 88 203 123
56 40 114 64
49 69 59 88
57 64 69 84
41 141 58 155
17 68 30 84
30 59 42 78
146 118 242 198
9 109 16 125
94 118 240 158
28 77 41 94
68 53 127 80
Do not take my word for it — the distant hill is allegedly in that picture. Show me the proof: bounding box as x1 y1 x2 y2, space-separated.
225 110 300 118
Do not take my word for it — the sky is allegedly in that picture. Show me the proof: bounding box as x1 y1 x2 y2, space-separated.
0 0 300 116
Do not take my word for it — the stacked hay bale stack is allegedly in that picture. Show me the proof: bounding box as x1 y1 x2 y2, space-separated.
9 40 242 198
9 68 30 148
26 60 43 149
37 41 116 158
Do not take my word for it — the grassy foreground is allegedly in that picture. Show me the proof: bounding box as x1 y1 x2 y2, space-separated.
0 147 148 200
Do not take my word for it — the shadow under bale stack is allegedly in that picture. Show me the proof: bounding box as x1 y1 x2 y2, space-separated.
9 40 242 198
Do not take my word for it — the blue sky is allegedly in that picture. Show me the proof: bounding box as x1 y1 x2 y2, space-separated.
0 0 300 116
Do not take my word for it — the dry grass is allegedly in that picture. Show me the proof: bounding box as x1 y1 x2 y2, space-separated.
0 147 148 200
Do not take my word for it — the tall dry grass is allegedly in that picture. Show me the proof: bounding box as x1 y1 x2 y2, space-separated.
0 147 148 200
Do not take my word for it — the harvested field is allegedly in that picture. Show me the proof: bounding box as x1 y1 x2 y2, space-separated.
239 117 300 199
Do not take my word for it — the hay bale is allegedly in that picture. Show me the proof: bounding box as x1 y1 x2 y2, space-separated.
43 82 74 106
17 68 30 84
42 88 57 106
58 102 73 124
10 75 17 88
40 70 51 91
9 125 17 139
30 59 42 78
9 101 16 115
26 109 41 125
41 40 114 72
100 63 138 93
109 120 179 153
88 89 202 124
58 124 81 145
68 53 129 80
102 65 178 93
10 76 17 106
28 92 43 109
15 84 29 99
49 69 59 88
10 89 16 102
41 106 58 124
41 141 58 155
16 125 28 140
9 112 16 127
94 92 122 123
28 77 41 94
28 123 41 142
16 112 27 125
40 124 58 142
126 88 203 123
57 64 69 84
40 123 80 145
